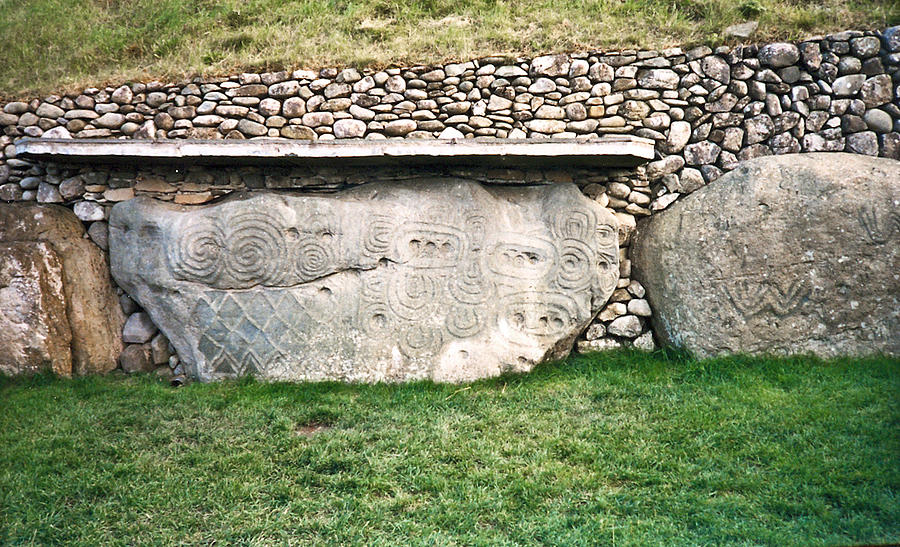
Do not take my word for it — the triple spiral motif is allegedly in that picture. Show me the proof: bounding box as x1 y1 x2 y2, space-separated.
170 211 337 288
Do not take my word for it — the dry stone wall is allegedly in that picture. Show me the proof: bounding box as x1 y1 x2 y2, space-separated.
1 27 898 378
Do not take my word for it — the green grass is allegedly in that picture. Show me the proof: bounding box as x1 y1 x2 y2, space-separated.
1 350 898 545
0 0 897 99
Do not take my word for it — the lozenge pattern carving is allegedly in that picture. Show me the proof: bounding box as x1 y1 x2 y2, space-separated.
114 182 618 382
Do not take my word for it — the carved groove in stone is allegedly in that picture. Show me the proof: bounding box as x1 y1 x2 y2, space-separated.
858 205 900 245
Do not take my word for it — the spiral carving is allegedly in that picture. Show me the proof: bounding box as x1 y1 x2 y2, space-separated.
224 212 289 286
295 237 333 280
553 208 596 241
557 238 594 289
171 218 226 284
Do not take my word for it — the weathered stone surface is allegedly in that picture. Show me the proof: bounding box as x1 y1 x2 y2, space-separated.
530 55 570 77
110 182 619 383
0 204 124 374
636 69 679 89
0 241 72 376
122 311 158 343
119 344 153 374
758 43 800 68
632 153 900 358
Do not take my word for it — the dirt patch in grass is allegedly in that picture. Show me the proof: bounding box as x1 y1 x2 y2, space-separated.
294 421 333 437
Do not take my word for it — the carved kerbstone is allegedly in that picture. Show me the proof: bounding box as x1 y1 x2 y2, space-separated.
110 180 619 382
632 153 900 358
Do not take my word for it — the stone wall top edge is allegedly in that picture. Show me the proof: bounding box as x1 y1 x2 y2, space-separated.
15 136 655 168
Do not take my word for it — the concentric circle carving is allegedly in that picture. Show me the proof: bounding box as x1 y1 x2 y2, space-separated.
224 212 289 286
557 238 594 289
171 218 226 284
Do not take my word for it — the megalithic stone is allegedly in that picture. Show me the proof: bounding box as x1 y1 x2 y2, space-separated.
109 180 619 383
632 152 900 358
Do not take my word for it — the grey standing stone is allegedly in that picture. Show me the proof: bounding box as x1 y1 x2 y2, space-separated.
109 182 619 383
1 204 124 374
0 241 72 375
632 153 900 358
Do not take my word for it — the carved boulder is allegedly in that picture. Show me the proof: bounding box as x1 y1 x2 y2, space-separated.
632 153 900 358
109 180 619 382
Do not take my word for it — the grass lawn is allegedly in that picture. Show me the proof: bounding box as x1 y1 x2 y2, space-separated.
1 0 898 99
1 350 898 545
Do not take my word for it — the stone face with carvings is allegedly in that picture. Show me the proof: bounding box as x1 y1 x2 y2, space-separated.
110 180 619 382
632 153 900 358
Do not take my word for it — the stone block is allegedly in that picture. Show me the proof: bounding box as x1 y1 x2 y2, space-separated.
110 182 619 383
632 153 900 358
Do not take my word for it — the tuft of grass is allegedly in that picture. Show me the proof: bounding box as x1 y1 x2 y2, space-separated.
0 0 898 99
1 350 898 545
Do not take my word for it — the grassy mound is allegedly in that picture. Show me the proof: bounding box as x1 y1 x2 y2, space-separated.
1 0 897 98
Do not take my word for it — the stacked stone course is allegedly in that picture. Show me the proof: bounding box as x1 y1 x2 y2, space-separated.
1 27 898 376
